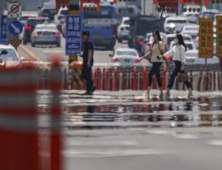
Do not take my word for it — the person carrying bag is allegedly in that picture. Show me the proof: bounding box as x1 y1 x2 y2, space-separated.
140 31 168 100
160 34 192 101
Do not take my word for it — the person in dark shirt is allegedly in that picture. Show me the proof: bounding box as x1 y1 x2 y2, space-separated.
81 31 97 95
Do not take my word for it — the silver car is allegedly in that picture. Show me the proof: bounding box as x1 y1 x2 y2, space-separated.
164 16 188 34
180 25 199 39
31 23 61 47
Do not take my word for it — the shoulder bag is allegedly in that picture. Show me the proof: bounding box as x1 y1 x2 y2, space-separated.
178 45 189 83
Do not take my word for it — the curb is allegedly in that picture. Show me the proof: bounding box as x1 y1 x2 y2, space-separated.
19 45 50 70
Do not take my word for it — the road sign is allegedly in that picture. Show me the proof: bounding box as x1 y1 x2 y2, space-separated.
8 21 23 35
0 15 7 44
216 16 222 57
9 36 22 49
65 15 82 56
8 2 22 18
198 18 213 58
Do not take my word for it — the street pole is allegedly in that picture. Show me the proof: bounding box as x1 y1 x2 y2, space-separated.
69 0 80 64
0 0 5 42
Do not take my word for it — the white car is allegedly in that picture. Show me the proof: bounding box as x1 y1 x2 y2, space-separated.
111 48 140 66
0 44 25 67
141 32 153 55
180 25 199 39
169 41 196 51
185 49 198 64
166 34 192 50
54 7 68 35
117 24 129 43
164 16 188 34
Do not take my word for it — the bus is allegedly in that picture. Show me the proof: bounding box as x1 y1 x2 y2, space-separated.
81 3 117 51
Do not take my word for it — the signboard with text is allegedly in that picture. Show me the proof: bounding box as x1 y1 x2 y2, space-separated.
198 18 213 58
216 16 222 57
65 15 82 56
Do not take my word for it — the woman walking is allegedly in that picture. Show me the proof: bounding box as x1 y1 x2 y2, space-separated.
160 34 192 100
140 31 166 100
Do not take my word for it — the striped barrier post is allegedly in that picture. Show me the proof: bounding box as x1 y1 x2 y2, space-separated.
109 68 113 91
143 67 147 90
153 76 157 89
49 59 62 170
133 67 137 90
105 68 109 91
205 66 210 91
114 67 119 91
197 65 203 91
218 70 221 91
102 68 106 90
213 71 216 91
209 70 212 91
138 67 143 90
122 67 126 90
97 68 102 90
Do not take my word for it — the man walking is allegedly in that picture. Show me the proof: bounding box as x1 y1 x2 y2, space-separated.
81 30 96 95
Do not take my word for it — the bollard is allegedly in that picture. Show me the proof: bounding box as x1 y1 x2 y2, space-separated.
122 67 127 90
197 65 203 91
97 68 102 90
213 71 216 91
209 70 212 91
138 67 143 90
114 67 119 91
153 76 157 89
133 67 137 90
49 59 62 170
109 68 113 91
218 70 221 91
105 68 109 91
143 67 147 90
102 68 106 90
204 66 210 91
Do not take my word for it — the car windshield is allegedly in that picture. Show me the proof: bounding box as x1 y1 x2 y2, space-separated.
167 20 187 24
61 10 68 15
28 19 50 26
184 27 199 31
84 7 113 19
0 49 18 61
117 51 137 56
123 20 129 25
202 12 219 18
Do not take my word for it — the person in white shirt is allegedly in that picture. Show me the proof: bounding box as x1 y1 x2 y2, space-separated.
160 34 192 100
140 31 168 100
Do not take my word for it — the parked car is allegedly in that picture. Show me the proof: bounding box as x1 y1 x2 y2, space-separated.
30 23 61 47
110 48 140 66
38 2 56 20
180 25 199 39
54 7 68 34
166 34 192 50
164 16 188 34
23 17 50 44
169 41 196 51
199 9 220 19
0 44 25 67
117 24 129 43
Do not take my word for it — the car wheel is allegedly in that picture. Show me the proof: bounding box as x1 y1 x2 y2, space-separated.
31 41 35 47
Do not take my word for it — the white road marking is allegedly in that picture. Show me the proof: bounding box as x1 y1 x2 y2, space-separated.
208 140 222 146
63 148 168 158
65 140 137 146
175 134 199 140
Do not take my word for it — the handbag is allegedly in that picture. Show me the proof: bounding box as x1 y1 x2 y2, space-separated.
178 71 189 83
178 45 189 83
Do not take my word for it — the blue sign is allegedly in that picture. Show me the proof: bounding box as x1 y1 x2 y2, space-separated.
8 20 23 35
65 15 82 56
0 15 7 44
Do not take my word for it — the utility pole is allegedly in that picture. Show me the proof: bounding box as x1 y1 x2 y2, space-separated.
68 0 80 63
0 0 5 42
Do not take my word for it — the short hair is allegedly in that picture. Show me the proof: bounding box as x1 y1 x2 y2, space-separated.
82 30 90 37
